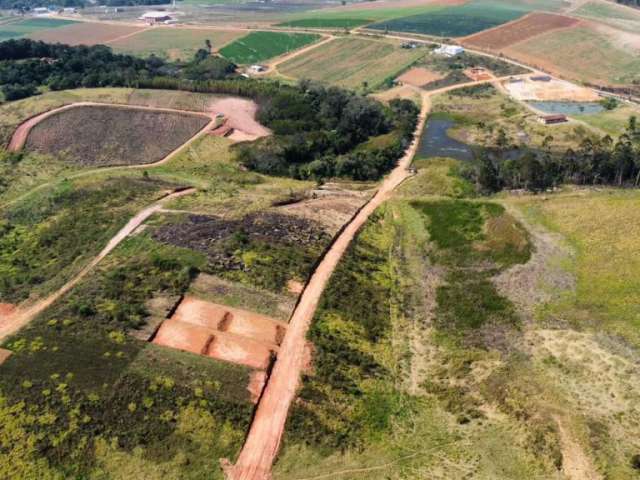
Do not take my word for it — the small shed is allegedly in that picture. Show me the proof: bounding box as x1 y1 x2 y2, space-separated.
140 11 172 24
539 114 568 125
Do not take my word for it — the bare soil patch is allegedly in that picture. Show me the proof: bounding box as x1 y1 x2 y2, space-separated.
208 97 270 140
0 348 12 365
503 76 600 101
462 13 580 50
397 67 444 87
0 303 16 317
463 67 493 81
24 105 210 167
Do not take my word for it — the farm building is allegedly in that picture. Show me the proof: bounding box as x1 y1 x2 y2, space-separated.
33 7 49 13
249 65 266 73
531 75 552 82
139 11 173 24
538 114 568 125
434 45 464 57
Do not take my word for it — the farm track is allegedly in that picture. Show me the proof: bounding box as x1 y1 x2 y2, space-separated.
0 188 196 341
2 102 216 210
224 76 515 480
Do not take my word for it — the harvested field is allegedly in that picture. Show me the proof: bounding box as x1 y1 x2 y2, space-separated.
397 66 445 87
153 296 284 370
504 25 640 86
278 37 425 91
503 76 600 101
110 27 244 61
23 105 210 167
462 12 580 50
28 22 144 45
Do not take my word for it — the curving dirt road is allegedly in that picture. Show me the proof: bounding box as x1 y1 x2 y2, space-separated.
0 188 195 341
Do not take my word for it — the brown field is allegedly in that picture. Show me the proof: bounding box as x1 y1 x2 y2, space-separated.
462 12 580 50
28 22 144 46
396 66 444 87
24 104 209 167
153 296 285 370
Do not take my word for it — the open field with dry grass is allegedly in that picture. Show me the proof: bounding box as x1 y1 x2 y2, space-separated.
503 25 640 86
462 12 579 50
110 27 244 61
28 21 144 45
277 36 425 91
24 105 209 167
574 0 640 33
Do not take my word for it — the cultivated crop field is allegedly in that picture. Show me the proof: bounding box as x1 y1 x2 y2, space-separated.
0 17 77 41
27 21 143 45
111 28 244 61
461 12 579 50
277 37 425 90
504 25 640 86
24 105 209 167
368 0 528 37
219 31 320 64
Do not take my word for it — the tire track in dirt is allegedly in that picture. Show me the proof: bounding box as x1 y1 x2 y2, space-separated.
0 188 196 342
224 78 514 480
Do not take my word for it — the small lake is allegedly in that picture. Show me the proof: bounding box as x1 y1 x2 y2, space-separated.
417 118 474 162
527 101 604 116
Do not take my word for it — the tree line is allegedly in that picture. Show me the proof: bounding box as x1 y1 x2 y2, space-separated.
0 38 419 182
469 117 640 193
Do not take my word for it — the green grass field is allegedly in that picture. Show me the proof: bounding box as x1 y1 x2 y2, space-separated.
0 17 77 41
219 31 320 64
368 0 528 37
278 37 425 91
110 28 244 61
579 104 640 136
574 1 640 33
505 25 640 86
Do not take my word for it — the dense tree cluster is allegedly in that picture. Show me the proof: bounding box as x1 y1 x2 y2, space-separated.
237 83 419 181
469 117 640 193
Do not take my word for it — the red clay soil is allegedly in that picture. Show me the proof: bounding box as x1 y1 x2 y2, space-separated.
247 371 268 404
461 12 580 51
0 188 196 342
208 97 270 140
0 348 12 366
224 78 523 480
0 303 16 317
397 67 444 87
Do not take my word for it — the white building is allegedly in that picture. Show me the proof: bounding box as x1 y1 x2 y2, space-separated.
434 45 464 57
249 65 266 73
139 11 172 23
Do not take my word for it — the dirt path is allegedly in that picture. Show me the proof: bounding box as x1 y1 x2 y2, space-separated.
0 188 195 342
553 415 602 480
1 102 218 211
224 78 510 480
265 35 335 73
103 26 153 44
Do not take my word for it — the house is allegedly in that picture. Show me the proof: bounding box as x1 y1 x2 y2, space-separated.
249 64 266 73
434 45 464 57
538 114 568 125
139 11 172 24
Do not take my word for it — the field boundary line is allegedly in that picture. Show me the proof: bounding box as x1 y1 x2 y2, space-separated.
104 25 153 44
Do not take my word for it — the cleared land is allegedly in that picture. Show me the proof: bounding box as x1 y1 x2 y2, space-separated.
24 105 210 167
28 21 143 45
219 31 320 65
503 76 600 101
0 17 77 41
111 27 244 61
278 37 425 90
504 25 640 86
397 67 444 87
368 0 528 37
462 12 580 50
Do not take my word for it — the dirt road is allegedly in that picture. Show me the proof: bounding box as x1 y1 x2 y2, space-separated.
0 188 195 341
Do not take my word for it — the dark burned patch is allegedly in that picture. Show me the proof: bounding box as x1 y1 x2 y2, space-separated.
152 212 332 292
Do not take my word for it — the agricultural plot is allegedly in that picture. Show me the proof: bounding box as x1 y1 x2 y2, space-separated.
278 37 425 91
0 17 77 41
368 0 528 37
219 31 320 65
24 105 209 167
27 21 143 45
504 25 640 86
461 12 579 50
111 28 244 61
574 1 640 34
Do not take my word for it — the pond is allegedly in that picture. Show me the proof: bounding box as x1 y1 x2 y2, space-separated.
527 101 604 116
416 118 474 162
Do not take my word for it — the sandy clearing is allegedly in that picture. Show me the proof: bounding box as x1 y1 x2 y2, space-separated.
225 79 512 480
207 97 270 140
0 188 195 342
502 76 601 101
0 303 16 317
397 67 444 87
